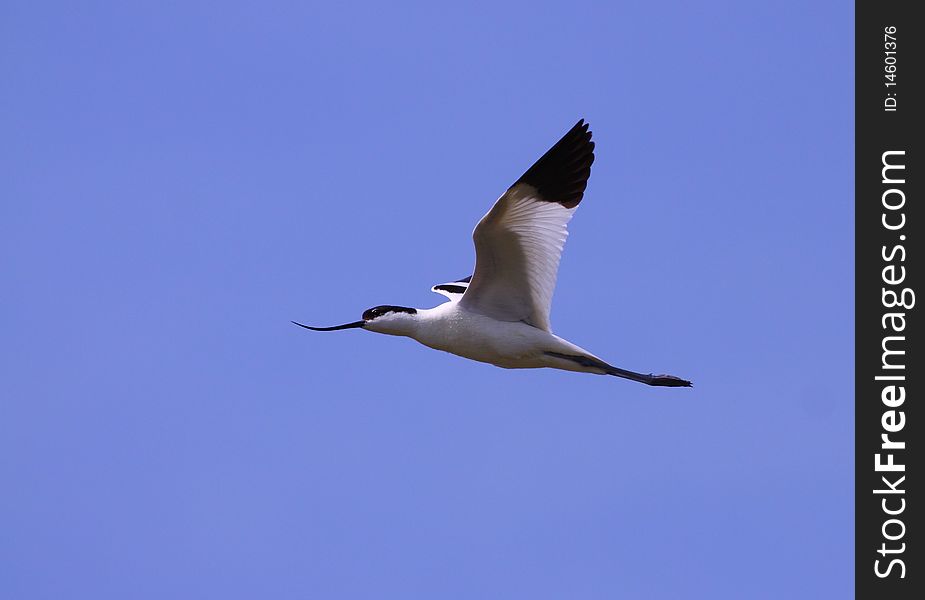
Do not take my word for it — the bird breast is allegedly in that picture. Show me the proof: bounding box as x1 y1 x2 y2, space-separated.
412 304 550 366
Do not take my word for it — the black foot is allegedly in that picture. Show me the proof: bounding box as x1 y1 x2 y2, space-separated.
648 374 693 387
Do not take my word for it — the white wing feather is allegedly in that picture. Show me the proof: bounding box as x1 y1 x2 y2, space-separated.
431 277 471 301
459 184 574 330
458 119 594 332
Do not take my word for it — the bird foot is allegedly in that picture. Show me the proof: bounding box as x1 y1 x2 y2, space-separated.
649 374 693 387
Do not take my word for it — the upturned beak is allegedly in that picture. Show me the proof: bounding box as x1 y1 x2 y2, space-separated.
291 320 365 331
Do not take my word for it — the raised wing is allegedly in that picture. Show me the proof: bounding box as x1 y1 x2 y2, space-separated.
459 120 594 331
431 276 471 301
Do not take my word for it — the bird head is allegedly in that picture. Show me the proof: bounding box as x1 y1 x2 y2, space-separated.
292 305 418 337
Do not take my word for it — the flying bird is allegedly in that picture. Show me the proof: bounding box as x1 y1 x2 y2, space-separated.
295 120 691 387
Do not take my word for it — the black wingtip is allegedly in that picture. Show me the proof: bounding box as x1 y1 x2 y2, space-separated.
433 284 468 294
513 119 595 209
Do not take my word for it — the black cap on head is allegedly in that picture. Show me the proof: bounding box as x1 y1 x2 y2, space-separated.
362 305 418 321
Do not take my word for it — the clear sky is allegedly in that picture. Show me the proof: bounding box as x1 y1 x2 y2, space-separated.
2 1 853 598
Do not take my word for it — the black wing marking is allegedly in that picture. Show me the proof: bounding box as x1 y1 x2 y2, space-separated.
511 119 595 209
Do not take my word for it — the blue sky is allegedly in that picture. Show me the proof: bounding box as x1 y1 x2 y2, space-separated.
2 1 853 598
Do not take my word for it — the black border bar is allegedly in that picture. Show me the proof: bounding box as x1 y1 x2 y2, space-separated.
856 1 920 597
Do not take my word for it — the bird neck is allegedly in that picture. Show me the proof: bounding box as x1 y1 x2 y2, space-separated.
365 311 422 338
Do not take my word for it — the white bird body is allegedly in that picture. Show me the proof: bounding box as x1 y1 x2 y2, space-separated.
366 300 603 373
296 120 691 387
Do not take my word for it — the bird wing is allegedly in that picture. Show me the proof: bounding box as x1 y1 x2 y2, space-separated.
458 120 594 331
431 276 471 301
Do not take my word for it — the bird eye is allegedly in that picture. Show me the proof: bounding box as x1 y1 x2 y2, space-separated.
363 307 386 320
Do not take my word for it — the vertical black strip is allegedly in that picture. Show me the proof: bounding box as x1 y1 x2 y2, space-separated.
856 2 921 597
